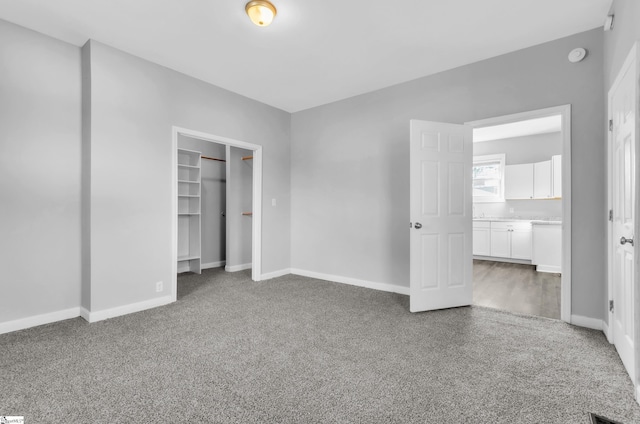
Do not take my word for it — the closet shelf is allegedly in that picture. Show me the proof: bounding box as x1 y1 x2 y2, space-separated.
177 147 202 274
178 255 200 262
242 212 253 216
242 156 253 161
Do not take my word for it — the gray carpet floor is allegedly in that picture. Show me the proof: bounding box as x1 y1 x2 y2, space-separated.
2 267 640 423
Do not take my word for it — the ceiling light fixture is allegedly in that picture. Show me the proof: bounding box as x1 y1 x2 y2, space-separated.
245 0 277 27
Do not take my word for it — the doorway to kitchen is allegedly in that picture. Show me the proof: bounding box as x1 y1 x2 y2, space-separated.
466 106 571 322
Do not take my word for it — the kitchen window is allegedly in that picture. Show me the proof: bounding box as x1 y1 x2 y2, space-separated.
473 154 505 203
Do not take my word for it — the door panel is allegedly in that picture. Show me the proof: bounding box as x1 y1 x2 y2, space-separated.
420 234 439 289
410 120 472 312
610 47 636 383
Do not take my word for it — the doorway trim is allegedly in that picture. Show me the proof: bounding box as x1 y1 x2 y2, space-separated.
466 104 572 323
171 126 263 302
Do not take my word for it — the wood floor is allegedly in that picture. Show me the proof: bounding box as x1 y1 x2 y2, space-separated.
473 259 561 319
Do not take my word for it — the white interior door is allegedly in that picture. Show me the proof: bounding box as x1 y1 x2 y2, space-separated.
409 120 472 312
609 45 637 385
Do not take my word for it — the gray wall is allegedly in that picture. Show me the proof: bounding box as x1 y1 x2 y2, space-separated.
473 131 563 219
81 42 92 310
604 0 640 87
84 40 290 312
291 28 605 320
0 20 82 322
226 147 253 268
178 135 227 267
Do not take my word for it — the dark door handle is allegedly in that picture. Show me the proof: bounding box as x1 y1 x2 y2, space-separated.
620 236 634 246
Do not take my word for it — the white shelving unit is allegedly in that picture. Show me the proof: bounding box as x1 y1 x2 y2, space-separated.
177 148 202 274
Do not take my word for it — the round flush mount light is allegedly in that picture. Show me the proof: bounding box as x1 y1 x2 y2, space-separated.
245 0 277 27
568 48 587 63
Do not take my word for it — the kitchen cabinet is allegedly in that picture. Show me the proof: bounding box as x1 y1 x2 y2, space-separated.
552 155 562 198
534 160 552 199
505 163 534 200
473 221 491 256
490 221 532 260
532 223 562 273
504 156 562 200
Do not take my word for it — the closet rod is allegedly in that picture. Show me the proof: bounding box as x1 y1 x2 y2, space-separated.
241 156 253 161
202 155 226 162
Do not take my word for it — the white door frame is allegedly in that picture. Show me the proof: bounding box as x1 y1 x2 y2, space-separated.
606 41 639 399
171 126 263 302
466 104 572 323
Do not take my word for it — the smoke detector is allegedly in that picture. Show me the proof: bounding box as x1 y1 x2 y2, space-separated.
568 48 587 63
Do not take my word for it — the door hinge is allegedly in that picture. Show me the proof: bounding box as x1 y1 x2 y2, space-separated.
609 300 614 312
609 209 613 221
609 119 613 132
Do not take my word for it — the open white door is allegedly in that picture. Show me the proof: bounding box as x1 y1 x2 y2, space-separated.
608 43 637 389
410 120 473 312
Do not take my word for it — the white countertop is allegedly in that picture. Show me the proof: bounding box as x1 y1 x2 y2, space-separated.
473 217 562 225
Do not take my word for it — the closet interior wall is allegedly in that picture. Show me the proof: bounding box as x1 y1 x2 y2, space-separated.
178 135 226 270
226 146 253 271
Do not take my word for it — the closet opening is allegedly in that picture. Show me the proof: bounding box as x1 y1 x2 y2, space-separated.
171 127 263 302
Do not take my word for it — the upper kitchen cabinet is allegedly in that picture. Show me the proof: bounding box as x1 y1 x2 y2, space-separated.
504 155 561 200
533 160 552 199
505 163 534 199
552 155 562 198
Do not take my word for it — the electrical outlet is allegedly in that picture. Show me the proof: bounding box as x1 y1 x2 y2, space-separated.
155 281 163 293
509 208 515 213
272 198 276 206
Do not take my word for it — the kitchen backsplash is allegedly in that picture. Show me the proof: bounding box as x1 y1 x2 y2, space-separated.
473 199 562 219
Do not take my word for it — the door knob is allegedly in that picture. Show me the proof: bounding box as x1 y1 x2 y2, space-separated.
414 222 422 229
620 236 634 246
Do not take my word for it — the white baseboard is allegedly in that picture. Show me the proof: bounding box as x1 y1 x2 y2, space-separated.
80 307 90 322
0 307 81 335
536 265 562 273
571 314 603 331
82 295 173 323
602 319 612 343
225 263 252 272
290 268 410 296
202 260 226 270
473 256 532 265
261 268 291 280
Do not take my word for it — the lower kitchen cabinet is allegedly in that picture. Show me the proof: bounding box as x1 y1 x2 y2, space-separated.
473 221 491 256
532 223 562 273
489 221 532 260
